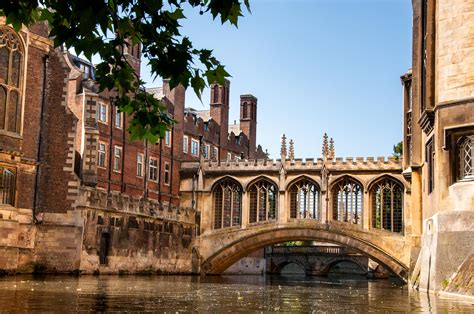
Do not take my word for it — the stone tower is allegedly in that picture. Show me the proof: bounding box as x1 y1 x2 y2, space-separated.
240 94 257 158
210 80 230 160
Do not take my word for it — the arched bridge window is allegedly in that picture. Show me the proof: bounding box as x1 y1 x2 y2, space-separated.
371 177 403 233
289 179 320 220
332 177 363 225
0 27 24 134
0 166 16 205
213 178 242 229
248 179 278 223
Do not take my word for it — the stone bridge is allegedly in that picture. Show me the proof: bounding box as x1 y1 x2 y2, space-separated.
265 245 368 276
180 155 416 281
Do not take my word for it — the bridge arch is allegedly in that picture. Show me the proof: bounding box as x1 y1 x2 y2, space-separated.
319 258 367 275
199 226 408 281
272 260 308 274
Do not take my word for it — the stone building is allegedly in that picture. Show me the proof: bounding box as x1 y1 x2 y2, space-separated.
0 0 472 297
400 0 474 293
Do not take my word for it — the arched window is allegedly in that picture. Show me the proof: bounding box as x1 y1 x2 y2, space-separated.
458 135 474 180
248 179 278 223
0 27 24 134
371 177 403 233
213 178 242 229
289 179 320 220
332 177 363 225
0 166 16 205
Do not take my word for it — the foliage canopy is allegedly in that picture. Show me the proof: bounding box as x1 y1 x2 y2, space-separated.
1 0 250 143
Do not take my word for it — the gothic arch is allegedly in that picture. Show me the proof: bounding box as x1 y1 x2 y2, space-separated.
367 174 408 192
368 175 404 233
243 175 279 191
329 175 365 192
0 26 25 134
286 176 321 220
330 176 364 225
211 177 243 229
208 175 243 192
246 176 279 223
285 175 321 191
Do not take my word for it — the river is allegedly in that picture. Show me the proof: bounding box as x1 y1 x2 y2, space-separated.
0 275 471 312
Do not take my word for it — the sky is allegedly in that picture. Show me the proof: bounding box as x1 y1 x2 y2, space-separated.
141 0 413 159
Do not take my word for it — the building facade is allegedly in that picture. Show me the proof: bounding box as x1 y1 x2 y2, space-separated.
0 19 266 274
401 0 474 293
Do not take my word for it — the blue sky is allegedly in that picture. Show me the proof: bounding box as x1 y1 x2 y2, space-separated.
141 0 413 159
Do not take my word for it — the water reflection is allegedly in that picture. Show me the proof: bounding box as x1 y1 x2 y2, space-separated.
0 275 471 312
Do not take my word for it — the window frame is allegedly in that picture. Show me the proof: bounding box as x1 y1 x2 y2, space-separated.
114 110 123 129
113 145 122 172
97 102 108 124
149 158 158 181
136 153 144 177
165 130 171 147
183 135 189 154
0 26 25 135
164 162 170 185
97 142 107 168
191 139 199 156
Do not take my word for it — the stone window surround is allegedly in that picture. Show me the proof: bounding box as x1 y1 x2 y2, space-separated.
443 124 474 184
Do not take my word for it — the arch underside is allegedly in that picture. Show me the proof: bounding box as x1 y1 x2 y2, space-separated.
199 227 408 281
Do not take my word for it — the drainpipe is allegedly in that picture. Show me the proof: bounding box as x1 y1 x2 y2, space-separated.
158 138 162 202
33 54 50 224
107 98 113 194
144 140 148 198
169 127 175 204
120 111 126 193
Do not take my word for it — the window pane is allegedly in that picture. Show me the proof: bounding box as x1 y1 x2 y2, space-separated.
0 86 6 129
11 50 21 87
0 47 8 84
7 91 19 133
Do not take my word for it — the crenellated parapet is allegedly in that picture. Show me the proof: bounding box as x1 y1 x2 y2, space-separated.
184 155 403 173
76 186 195 224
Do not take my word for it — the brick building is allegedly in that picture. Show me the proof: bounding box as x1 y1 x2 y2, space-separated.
0 19 267 274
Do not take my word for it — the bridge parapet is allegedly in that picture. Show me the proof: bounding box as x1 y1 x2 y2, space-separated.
186 156 402 173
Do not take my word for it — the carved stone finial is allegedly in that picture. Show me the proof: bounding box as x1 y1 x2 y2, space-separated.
329 137 335 160
288 139 295 161
280 134 287 160
322 133 329 159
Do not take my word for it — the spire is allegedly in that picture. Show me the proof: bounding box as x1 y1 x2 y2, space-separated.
329 137 335 160
280 134 287 160
322 133 329 160
288 139 295 161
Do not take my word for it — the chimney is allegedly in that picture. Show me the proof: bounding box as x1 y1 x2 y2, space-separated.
210 80 230 160
240 94 257 158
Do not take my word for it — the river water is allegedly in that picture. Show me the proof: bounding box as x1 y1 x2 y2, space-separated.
0 274 472 312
